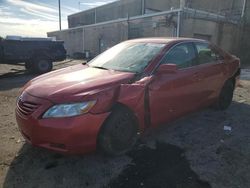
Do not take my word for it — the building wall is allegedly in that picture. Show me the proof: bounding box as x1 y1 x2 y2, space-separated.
188 0 244 12
51 14 176 56
68 9 95 28
84 21 129 56
177 18 240 52
145 0 180 11
217 23 241 53
180 19 219 44
68 0 143 28
68 0 245 28
245 0 250 23
48 28 84 56
49 0 249 63
128 15 176 39
48 14 238 56
95 0 142 22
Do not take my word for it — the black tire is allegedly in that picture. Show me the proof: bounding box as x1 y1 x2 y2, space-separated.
33 59 52 74
25 61 33 71
97 105 139 156
215 79 235 110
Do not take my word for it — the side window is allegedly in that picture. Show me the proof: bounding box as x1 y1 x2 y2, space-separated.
162 43 197 69
195 42 223 65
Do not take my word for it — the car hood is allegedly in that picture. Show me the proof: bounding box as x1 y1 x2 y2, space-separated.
24 64 135 103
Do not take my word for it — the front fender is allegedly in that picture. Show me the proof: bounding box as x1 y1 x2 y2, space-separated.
117 76 153 131
89 76 153 131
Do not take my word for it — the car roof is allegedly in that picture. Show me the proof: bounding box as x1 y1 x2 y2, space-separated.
126 37 207 44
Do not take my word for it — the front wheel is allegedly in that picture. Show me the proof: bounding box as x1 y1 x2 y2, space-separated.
215 79 235 110
33 59 52 74
97 106 139 156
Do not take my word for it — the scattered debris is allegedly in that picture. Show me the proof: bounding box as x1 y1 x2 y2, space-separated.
238 99 246 103
220 139 225 143
0 162 10 167
224 126 232 132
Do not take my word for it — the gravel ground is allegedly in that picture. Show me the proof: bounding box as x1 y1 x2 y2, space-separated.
0 61 249 188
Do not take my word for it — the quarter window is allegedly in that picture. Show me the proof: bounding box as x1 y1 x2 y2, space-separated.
162 43 197 69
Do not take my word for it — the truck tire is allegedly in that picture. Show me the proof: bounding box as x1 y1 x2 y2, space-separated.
33 59 52 74
25 61 32 71
97 105 139 156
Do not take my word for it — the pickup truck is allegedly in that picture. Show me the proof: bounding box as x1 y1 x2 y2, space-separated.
0 37 66 74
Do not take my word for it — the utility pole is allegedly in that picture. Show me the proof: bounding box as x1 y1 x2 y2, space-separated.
141 0 145 15
241 0 246 18
177 0 185 37
58 0 62 30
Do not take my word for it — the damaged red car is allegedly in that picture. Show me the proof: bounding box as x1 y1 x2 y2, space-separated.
16 38 240 155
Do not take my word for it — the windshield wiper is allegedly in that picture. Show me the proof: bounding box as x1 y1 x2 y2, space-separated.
91 66 109 70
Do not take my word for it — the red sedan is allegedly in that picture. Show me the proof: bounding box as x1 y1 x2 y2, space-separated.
16 38 240 155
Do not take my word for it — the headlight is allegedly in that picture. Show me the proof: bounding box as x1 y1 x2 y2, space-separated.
43 101 96 118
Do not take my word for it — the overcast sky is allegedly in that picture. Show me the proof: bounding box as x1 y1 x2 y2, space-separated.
0 0 115 37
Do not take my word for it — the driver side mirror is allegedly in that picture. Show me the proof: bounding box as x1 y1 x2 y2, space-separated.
157 64 178 74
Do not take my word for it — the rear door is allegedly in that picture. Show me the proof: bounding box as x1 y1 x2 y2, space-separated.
148 42 204 127
193 42 226 106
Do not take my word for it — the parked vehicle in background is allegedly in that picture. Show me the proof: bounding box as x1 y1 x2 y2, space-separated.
0 36 66 74
15 38 240 156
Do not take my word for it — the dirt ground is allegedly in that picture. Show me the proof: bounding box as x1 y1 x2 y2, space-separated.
0 61 250 188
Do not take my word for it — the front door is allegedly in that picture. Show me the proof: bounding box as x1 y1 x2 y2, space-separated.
148 42 203 127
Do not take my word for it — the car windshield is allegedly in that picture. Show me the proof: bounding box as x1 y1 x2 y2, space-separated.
88 42 166 73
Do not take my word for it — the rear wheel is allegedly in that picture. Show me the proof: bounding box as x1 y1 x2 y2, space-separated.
215 79 235 110
33 59 52 74
97 105 139 156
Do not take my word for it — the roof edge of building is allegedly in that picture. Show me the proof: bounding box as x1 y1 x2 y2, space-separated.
68 0 119 18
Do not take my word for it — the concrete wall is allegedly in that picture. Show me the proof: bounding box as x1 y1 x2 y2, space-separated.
48 13 238 57
68 0 143 28
83 15 176 56
128 15 176 39
180 18 240 52
217 23 240 53
245 0 250 23
49 0 249 63
180 19 219 44
49 13 178 56
68 0 246 28
84 21 129 56
68 9 95 28
238 24 250 64
48 28 84 56
97 0 142 21
145 0 180 11
188 0 244 12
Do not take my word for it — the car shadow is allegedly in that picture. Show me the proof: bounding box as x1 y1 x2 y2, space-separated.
3 142 211 188
3 102 250 188
2 144 131 188
0 73 36 91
